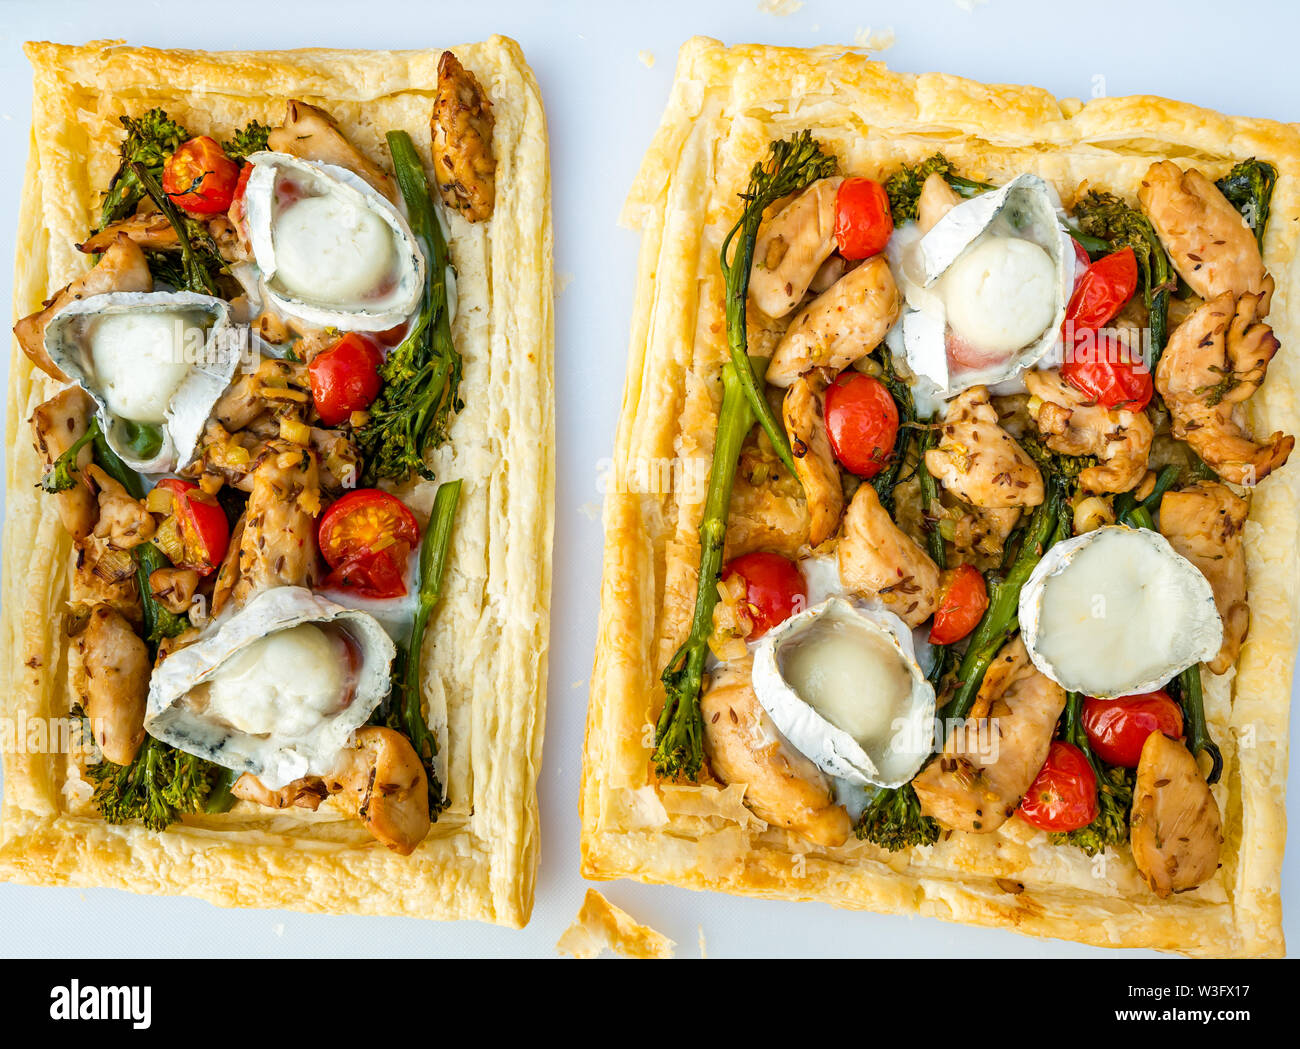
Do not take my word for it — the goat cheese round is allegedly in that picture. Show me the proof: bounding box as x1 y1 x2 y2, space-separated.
942 236 1057 357
89 310 200 423
272 194 396 305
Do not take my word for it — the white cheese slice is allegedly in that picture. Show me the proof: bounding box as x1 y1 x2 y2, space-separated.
1019 526 1222 698
88 309 204 423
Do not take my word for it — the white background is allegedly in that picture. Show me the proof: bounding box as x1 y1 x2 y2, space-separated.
0 0 1295 959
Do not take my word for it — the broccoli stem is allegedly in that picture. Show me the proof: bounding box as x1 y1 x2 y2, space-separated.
1114 463 1180 529
654 361 756 780
1174 665 1223 785
130 161 219 295
719 131 838 480
396 478 462 815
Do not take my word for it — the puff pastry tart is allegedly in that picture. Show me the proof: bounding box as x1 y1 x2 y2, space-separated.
0 38 553 927
581 37 1300 956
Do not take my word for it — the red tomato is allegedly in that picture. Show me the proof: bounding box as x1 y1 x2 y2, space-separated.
1069 236 1092 278
1018 741 1098 832
229 161 254 231
318 489 420 599
823 371 899 478
162 136 241 215
721 551 806 640
1081 691 1184 768
155 478 230 576
928 563 989 644
833 177 894 260
308 333 385 426
1060 335 1154 411
1066 247 1138 330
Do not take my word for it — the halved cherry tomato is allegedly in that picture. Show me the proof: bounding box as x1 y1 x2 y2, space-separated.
1066 247 1138 331
155 478 230 576
318 489 420 600
834 177 894 260
1060 246 1152 410
824 371 899 478
1018 741 1098 832
308 333 385 426
928 563 988 644
720 551 806 641
1081 691 1183 768
162 136 241 215
229 161 254 232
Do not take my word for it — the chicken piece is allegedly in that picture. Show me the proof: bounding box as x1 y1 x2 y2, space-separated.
1138 161 1272 312
30 386 98 540
78 604 149 765
749 176 844 319
917 171 961 233
1155 291 1292 486
913 636 1066 833
766 256 901 388
1130 730 1223 898
701 660 851 847
1159 482 1249 675
232 447 321 603
808 254 853 295
85 465 155 550
323 727 430 854
1024 369 1153 493
78 205 178 254
71 540 142 628
838 482 941 627
268 100 398 203
782 371 843 546
149 567 200 615
209 512 246 620
431 51 496 222
212 357 311 432
725 452 810 561
232 773 327 811
951 505 1020 561
925 386 1044 508
13 236 152 380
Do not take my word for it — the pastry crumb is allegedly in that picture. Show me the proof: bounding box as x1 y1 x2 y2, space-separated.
555 270 574 296
637 50 656 69
852 26 896 51
557 889 675 959
758 0 804 15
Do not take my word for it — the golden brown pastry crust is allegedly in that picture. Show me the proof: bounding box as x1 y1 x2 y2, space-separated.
1 37 554 927
580 37 1299 957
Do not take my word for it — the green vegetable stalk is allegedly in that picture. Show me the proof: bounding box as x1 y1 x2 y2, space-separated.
720 131 837 477
1050 691 1134 856
357 131 462 484
130 161 220 296
1173 665 1223 785
1113 463 1181 531
381 479 462 816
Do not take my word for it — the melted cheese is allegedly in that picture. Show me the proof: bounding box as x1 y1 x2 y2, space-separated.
941 235 1057 356
88 310 203 423
272 194 396 304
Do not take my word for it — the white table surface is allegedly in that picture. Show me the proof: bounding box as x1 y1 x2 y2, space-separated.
0 0 1295 959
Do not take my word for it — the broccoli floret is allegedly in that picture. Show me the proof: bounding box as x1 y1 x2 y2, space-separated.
1215 158 1277 252
39 421 98 493
99 109 191 229
884 153 992 225
88 735 222 832
223 121 272 163
1050 764 1134 857
854 783 940 851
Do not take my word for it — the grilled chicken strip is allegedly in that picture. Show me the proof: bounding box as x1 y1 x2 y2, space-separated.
925 386 1044 508
431 51 496 223
232 446 321 603
750 176 843 318
268 100 398 203
838 482 941 628
86 465 155 551
30 386 98 541
1130 730 1223 898
78 604 150 765
1138 161 1273 312
917 172 961 233
324 727 430 854
14 235 152 380
783 371 843 546
71 539 142 629
78 204 179 254
1155 291 1293 486
701 659 851 847
1025 369 1153 493
912 636 1067 833
766 256 901 387
1159 482 1249 675
232 773 327 811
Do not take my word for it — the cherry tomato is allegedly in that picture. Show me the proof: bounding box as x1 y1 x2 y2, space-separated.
1069 236 1092 278
1066 247 1138 330
162 136 241 215
308 333 385 426
318 489 420 600
1018 741 1098 832
229 161 254 231
720 551 806 640
834 177 894 260
823 371 899 478
1081 691 1184 768
1060 334 1154 411
929 563 989 644
155 478 230 576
